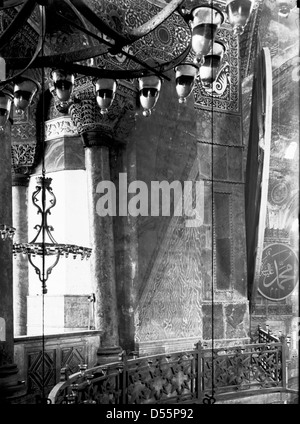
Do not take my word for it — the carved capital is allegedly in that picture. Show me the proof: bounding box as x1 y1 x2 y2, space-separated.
11 143 36 171
70 77 137 143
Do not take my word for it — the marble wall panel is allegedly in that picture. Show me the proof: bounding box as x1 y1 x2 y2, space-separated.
225 302 249 339
195 112 243 146
202 303 224 340
33 137 85 174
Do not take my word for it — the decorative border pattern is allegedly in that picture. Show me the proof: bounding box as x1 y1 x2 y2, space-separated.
193 27 240 114
45 117 78 141
90 0 190 71
11 143 36 169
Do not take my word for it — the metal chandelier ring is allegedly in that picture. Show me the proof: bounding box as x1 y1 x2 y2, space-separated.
0 0 190 83
0 3 46 86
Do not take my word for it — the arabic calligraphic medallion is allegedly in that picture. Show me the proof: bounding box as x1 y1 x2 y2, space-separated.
258 243 298 301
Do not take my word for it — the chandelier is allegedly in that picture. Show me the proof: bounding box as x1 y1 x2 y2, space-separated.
0 0 258 122
0 0 258 290
0 223 16 240
12 176 92 294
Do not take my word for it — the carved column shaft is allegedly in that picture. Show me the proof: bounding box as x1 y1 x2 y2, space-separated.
70 77 137 362
0 122 23 402
0 122 14 362
12 173 30 336
83 133 120 350
113 137 138 353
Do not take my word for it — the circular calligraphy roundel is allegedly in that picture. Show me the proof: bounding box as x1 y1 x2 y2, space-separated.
258 243 298 301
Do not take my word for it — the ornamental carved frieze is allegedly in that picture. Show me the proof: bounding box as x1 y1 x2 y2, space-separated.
45 117 78 141
69 76 137 142
11 142 36 174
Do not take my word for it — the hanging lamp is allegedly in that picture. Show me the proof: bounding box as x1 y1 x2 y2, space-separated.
190 5 224 64
13 176 92 294
0 224 16 240
199 40 226 87
174 63 199 103
94 78 117 115
0 87 13 131
13 25 92 295
138 75 162 117
13 75 40 115
225 0 255 35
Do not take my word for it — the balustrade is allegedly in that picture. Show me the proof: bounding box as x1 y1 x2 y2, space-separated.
48 338 290 404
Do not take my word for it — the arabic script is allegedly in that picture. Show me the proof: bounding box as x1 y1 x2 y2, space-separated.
258 244 298 301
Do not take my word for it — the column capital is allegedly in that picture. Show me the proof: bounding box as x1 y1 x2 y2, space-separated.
81 131 114 149
12 172 30 187
11 143 36 176
69 77 137 143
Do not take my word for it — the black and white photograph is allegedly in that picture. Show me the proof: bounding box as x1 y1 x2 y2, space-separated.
0 0 298 409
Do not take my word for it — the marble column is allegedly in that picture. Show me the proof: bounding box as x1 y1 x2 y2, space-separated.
82 133 121 362
113 136 139 353
12 172 29 336
70 77 137 363
0 120 24 402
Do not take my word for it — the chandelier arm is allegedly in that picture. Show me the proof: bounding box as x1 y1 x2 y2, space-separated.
32 184 43 216
4 45 108 70
68 0 130 46
45 251 61 281
45 225 59 244
54 11 117 50
30 217 59 245
127 0 185 40
28 253 43 282
43 182 59 244
5 6 190 80
62 44 191 80
43 218 59 245
29 181 58 245
54 9 167 77
52 10 167 79
7 47 171 81
0 1 24 8
45 184 57 215
0 3 46 86
28 250 61 289
0 0 37 50
30 225 42 244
